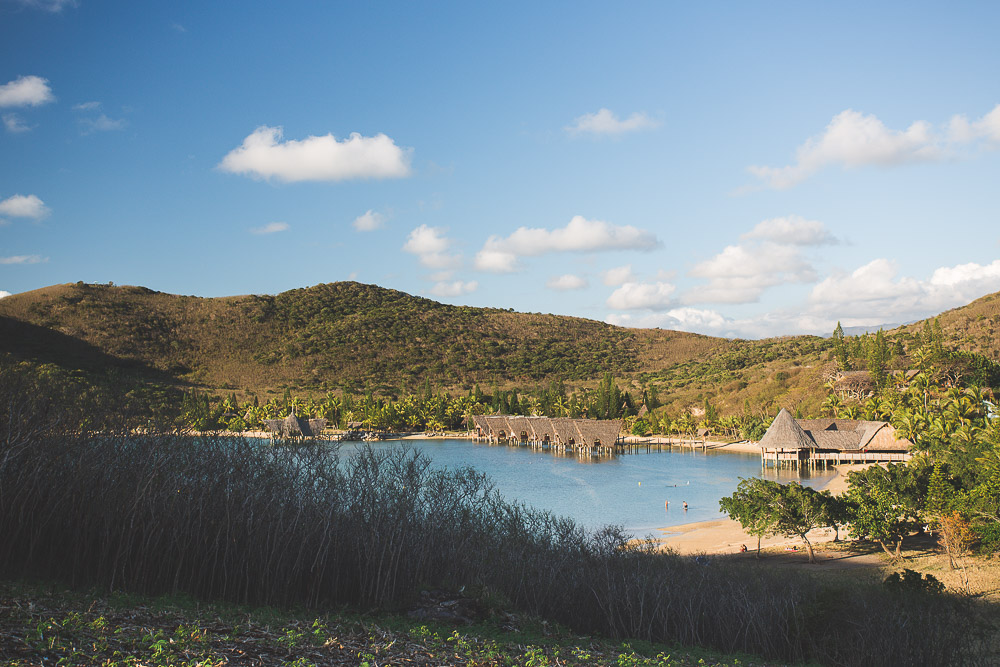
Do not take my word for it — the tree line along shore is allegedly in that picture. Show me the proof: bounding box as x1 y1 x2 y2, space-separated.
3 332 1000 665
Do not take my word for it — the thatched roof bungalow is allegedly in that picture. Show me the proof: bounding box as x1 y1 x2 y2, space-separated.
264 413 327 438
759 408 913 467
473 414 622 449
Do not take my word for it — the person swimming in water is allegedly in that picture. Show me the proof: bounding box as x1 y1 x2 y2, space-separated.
682 501 688 510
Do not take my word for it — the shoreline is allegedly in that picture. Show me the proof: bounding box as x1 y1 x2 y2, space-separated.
651 462 870 555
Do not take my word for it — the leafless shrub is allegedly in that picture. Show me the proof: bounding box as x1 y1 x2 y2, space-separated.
0 359 993 666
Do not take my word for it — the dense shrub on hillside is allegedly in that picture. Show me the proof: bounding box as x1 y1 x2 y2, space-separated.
0 360 993 666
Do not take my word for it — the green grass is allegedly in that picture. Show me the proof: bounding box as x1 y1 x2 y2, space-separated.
0 580 782 667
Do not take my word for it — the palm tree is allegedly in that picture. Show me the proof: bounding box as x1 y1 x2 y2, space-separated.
892 409 925 447
822 393 843 418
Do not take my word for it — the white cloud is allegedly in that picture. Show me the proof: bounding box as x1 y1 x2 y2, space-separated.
748 109 942 189
0 194 49 220
403 225 461 269
807 258 1000 323
352 209 385 232
3 113 30 133
929 260 1000 288
602 264 635 286
475 216 659 273
0 290 11 299
0 75 55 108
949 104 1000 144
741 215 838 246
566 108 659 136
78 113 126 135
606 308 729 332
0 255 46 265
250 221 289 235
72 101 101 111
218 125 412 183
809 259 922 313
605 307 838 339
687 242 815 304
606 281 676 310
430 280 478 297
605 257 1000 339
13 0 77 11
474 248 519 273
546 274 587 291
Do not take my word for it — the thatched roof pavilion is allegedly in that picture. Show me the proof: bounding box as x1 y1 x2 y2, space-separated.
760 408 913 467
264 413 327 438
759 409 814 451
473 414 622 448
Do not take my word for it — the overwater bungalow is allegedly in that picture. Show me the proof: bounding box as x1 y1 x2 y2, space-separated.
264 412 327 439
472 414 623 455
759 408 913 469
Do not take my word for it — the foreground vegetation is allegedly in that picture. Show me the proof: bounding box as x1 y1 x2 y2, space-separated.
0 581 769 666
1 359 996 666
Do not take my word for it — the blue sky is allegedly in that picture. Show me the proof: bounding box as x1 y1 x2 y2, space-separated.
2 1 999 338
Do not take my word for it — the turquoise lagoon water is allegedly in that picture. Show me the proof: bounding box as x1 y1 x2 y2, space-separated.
332 439 835 539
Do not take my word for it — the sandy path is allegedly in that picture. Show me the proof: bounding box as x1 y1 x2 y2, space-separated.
652 518 842 556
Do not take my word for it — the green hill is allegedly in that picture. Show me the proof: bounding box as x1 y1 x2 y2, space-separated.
1 281 997 416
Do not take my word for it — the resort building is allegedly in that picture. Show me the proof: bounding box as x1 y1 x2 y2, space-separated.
471 414 623 455
264 412 327 438
759 408 913 469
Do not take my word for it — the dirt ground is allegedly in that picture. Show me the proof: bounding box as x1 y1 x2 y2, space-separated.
720 532 1000 601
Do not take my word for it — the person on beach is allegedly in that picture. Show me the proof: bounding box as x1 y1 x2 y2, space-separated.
740 544 747 553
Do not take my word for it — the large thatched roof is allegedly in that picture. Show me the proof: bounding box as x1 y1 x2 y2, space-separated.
475 414 622 447
264 413 327 438
761 409 912 452
759 409 814 450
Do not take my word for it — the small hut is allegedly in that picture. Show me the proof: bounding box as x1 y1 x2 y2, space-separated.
264 413 327 439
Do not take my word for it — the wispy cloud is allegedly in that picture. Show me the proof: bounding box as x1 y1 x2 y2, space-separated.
352 209 385 232
475 216 659 273
12 0 77 12
747 105 1000 189
0 75 55 108
218 125 412 182
0 255 47 265
2 113 31 133
78 113 126 135
250 221 289 235
72 101 101 111
566 108 659 136
0 194 50 220
741 215 839 246
429 280 478 297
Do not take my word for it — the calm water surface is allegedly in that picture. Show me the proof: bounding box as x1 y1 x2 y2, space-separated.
334 439 835 539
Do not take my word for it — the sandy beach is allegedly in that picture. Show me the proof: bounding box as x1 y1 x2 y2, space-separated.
653 462 870 555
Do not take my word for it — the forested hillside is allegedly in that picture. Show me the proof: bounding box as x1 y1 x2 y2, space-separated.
1 281 998 418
